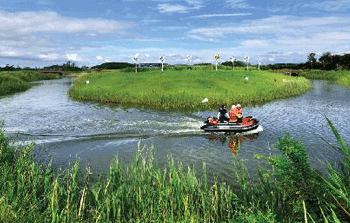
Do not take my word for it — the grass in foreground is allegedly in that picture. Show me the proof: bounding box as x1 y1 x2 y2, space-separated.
69 68 311 111
0 119 349 222
0 70 58 96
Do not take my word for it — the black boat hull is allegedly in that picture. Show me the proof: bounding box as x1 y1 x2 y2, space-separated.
200 118 260 133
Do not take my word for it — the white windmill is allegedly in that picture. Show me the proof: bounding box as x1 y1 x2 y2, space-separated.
257 56 262 71
244 56 250 71
133 54 139 73
230 56 236 70
186 55 192 66
159 56 165 72
214 53 220 71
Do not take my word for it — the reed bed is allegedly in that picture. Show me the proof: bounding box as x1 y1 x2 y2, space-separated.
298 69 350 81
337 73 350 87
0 70 58 96
69 68 311 111
0 118 349 222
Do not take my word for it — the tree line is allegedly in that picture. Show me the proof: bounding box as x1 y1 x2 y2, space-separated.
1 52 350 71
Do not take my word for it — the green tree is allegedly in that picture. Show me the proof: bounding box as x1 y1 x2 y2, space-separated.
319 52 332 70
307 53 317 69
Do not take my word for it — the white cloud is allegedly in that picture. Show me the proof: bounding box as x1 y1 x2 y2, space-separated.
188 34 216 42
187 13 252 19
188 15 350 40
157 4 190 13
3 51 18 57
226 0 252 9
0 10 136 36
66 54 78 61
241 40 268 48
314 32 350 41
310 0 350 11
38 53 60 60
96 56 104 60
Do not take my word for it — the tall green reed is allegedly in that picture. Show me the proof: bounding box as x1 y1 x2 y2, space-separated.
1 118 349 222
0 70 58 96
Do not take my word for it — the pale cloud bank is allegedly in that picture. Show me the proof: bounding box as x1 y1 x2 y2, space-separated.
0 10 136 36
187 13 252 19
157 4 190 13
225 0 252 9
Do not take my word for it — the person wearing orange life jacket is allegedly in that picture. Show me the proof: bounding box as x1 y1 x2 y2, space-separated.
229 104 243 123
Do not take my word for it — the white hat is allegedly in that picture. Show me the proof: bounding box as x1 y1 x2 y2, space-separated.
236 104 241 107
232 105 236 108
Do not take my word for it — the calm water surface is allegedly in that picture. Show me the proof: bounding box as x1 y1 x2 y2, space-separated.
1 78 349 183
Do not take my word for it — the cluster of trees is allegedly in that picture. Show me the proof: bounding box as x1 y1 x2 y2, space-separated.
0 64 23 71
91 62 134 70
306 52 350 70
43 61 87 72
220 60 246 67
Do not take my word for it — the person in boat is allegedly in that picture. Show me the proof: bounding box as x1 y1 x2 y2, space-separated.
229 104 243 123
217 104 230 123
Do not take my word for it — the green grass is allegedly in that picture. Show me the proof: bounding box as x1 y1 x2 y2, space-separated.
69 68 311 111
298 69 349 81
336 73 350 87
297 69 350 88
0 70 59 96
0 118 349 222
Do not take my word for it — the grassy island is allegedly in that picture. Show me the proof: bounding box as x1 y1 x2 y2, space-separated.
69 68 311 111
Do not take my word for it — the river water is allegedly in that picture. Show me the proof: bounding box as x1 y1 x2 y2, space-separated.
1 78 349 183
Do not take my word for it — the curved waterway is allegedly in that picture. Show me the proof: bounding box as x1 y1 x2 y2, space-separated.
1 78 349 183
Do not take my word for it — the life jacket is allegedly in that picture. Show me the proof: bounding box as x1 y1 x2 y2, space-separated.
229 107 243 122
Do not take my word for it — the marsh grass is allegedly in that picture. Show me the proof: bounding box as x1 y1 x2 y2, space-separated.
69 68 311 111
298 69 350 81
0 118 349 222
0 70 58 96
297 69 350 88
337 73 350 87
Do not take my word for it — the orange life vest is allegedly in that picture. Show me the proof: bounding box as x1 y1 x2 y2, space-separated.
229 107 243 122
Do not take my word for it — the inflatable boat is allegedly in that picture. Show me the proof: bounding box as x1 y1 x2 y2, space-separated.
200 116 261 133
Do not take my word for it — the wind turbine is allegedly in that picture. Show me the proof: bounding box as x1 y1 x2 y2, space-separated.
187 55 192 65
230 56 236 70
159 56 165 72
214 53 220 71
133 54 139 73
257 56 262 71
244 56 250 71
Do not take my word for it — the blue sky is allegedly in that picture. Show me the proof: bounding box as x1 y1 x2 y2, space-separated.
1 0 350 67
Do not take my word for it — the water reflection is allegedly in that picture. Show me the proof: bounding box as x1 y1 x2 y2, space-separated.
206 133 260 155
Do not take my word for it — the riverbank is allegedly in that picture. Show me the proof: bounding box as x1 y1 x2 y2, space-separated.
0 119 349 222
0 70 59 96
297 69 350 87
69 68 311 111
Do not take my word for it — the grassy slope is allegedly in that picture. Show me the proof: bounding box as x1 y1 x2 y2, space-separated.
69 68 311 111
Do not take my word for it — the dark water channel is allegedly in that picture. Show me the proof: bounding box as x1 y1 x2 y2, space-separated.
1 78 349 183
